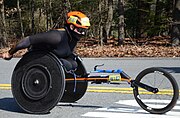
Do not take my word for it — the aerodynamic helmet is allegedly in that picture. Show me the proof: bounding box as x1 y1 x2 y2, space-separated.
67 11 90 29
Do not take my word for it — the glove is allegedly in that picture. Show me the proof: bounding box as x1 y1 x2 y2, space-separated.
2 52 13 60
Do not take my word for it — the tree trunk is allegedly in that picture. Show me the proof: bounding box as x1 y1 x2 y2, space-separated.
52 0 71 29
118 0 125 45
104 0 113 43
17 0 24 37
171 0 180 46
45 0 49 30
136 0 141 38
63 0 71 20
49 0 53 28
38 8 42 32
136 0 150 38
99 0 103 46
154 0 160 35
45 0 53 30
31 0 35 34
0 0 7 47
173 0 180 21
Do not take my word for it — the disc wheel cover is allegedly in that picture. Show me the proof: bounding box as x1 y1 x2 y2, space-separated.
22 64 51 100
11 51 65 114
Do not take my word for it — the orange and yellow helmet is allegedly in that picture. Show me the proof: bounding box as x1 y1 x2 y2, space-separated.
67 11 90 29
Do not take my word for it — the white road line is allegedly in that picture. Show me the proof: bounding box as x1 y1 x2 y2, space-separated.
82 111 179 118
82 100 180 118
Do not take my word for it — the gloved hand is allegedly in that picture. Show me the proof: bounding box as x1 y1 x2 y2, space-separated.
2 52 13 60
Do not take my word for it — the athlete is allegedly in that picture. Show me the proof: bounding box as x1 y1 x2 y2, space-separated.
2 11 90 70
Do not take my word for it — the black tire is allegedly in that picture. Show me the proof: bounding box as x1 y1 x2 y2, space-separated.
11 51 65 114
60 57 88 102
133 67 179 114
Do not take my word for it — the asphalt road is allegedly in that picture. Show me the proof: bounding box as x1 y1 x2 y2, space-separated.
0 57 180 118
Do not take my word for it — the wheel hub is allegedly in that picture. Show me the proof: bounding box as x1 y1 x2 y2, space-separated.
22 65 51 100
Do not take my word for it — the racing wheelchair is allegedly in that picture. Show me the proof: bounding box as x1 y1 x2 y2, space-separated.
11 50 179 114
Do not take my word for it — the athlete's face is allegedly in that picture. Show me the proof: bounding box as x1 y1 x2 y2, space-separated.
70 25 87 36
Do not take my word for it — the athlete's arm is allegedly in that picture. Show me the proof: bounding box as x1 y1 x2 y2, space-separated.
29 30 62 45
2 36 30 60
2 30 62 60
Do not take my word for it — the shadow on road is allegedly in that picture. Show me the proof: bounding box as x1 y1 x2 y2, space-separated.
0 98 24 113
162 67 180 73
57 103 102 109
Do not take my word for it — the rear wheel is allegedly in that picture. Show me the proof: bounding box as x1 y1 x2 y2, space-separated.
133 67 179 114
60 57 88 102
12 51 65 114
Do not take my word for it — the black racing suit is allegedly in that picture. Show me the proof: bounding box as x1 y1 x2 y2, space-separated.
9 26 79 70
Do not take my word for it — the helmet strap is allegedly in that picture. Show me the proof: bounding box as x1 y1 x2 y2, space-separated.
65 25 82 41
69 24 76 31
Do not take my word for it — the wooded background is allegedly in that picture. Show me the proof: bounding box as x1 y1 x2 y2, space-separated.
0 0 180 48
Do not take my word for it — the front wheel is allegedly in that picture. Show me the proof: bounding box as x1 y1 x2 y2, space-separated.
133 67 179 114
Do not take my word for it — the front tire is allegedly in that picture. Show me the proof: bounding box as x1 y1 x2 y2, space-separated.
133 67 179 114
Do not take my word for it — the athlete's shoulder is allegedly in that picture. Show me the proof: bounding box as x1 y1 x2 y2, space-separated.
47 28 66 33
56 28 66 31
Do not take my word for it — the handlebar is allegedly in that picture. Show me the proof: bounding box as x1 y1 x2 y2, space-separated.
93 69 123 73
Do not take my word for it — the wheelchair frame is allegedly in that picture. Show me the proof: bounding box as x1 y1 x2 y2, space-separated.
11 50 179 114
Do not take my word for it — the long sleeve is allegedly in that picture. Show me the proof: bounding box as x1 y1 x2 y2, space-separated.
9 36 31 55
29 30 62 45
9 30 62 55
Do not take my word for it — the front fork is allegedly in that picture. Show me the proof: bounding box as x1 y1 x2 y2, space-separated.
107 70 159 94
130 80 159 94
